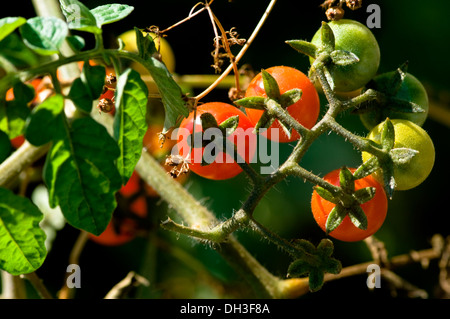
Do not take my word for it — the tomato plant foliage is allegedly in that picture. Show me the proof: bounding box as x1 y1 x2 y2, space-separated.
0 0 187 275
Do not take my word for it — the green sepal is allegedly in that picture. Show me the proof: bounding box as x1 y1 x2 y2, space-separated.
314 186 339 204
353 187 376 205
261 69 280 100
234 96 266 110
380 160 396 199
348 205 368 230
353 156 380 180
325 205 347 234
219 115 239 134
380 118 395 151
320 21 335 53
330 50 359 66
389 147 418 165
287 238 341 292
280 89 302 107
386 61 408 96
285 39 318 58
199 112 219 131
339 166 355 193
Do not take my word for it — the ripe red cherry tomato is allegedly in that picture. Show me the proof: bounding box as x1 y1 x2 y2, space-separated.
176 102 256 180
244 66 320 143
311 168 388 242
89 171 147 246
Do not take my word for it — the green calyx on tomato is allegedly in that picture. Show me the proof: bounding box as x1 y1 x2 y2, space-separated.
311 167 388 242
357 62 429 130
235 66 320 143
176 102 256 180
361 118 435 193
288 19 380 93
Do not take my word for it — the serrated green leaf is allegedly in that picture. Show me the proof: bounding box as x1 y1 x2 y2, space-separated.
0 130 11 163
139 57 187 133
0 33 40 69
348 206 368 230
0 98 31 139
59 0 101 34
325 206 347 234
135 27 157 59
25 94 65 146
330 49 360 66
90 4 134 27
0 17 26 42
20 17 68 55
0 187 47 275
68 78 93 113
81 63 106 100
113 68 149 184
286 39 317 58
66 35 85 52
44 117 122 235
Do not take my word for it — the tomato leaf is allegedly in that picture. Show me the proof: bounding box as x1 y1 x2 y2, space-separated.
25 94 65 146
20 17 68 56
113 68 149 184
285 39 318 58
59 0 101 34
68 78 94 113
0 187 47 275
138 55 187 134
81 63 106 100
0 33 40 69
44 117 122 235
0 99 31 139
90 4 134 27
0 130 11 163
134 27 157 59
0 17 26 42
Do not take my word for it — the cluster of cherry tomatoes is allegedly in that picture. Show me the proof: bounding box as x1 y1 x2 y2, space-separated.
176 19 435 243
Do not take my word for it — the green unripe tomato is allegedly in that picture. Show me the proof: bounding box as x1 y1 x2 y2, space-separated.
310 19 380 92
362 119 435 191
360 72 429 130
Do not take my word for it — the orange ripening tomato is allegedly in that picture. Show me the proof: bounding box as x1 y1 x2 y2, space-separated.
177 102 257 180
244 66 320 143
311 168 388 242
89 171 147 246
